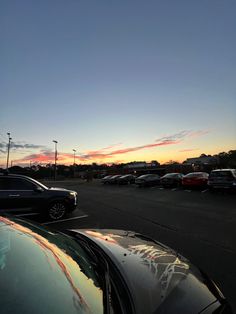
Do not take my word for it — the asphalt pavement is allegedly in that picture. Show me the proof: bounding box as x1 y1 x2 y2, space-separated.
26 179 236 312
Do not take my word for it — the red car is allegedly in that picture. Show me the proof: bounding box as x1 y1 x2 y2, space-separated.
182 172 209 188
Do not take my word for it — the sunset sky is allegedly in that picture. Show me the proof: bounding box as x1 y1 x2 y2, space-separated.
1 0 235 167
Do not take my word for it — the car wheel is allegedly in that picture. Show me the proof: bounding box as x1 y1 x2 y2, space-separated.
48 201 67 220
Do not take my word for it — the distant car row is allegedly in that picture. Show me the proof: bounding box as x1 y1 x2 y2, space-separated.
102 169 236 190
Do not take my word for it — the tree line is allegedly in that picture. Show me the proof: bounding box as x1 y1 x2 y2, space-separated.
1 150 235 179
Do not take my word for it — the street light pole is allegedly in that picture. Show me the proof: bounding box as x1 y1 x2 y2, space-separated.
6 132 12 170
73 149 76 165
53 140 58 180
73 149 76 177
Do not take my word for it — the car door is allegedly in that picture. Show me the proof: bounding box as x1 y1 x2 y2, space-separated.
2 177 45 214
0 177 12 211
0 177 28 213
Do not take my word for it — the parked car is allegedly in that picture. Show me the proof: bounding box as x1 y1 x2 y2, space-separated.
117 174 136 185
182 172 209 188
101 175 113 184
208 169 236 190
0 173 77 220
0 215 232 314
107 175 123 184
160 173 184 187
135 174 160 187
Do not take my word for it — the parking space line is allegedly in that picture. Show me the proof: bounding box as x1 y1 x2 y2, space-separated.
42 214 88 225
201 189 209 193
171 188 178 191
15 212 40 217
184 190 192 192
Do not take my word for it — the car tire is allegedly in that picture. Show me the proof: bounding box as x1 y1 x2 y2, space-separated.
47 201 67 220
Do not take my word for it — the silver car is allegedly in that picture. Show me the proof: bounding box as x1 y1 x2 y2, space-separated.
135 174 160 187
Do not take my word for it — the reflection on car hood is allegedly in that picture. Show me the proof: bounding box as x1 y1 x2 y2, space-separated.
49 187 73 193
72 229 222 314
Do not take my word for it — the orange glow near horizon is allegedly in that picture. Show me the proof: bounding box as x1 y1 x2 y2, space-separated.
0 129 235 167
0 145 235 168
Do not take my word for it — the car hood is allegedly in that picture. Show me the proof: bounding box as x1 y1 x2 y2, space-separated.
72 229 223 314
48 187 75 193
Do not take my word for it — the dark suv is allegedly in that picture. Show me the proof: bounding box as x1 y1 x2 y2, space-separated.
0 173 77 220
208 169 236 190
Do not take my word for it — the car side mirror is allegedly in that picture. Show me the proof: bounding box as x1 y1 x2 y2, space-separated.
34 186 44 193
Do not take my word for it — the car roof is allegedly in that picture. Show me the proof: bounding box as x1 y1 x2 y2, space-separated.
163 173 182 176
0 173 31 179
120 174 133 177
211 169 235 172
186 172 207 175
139 174 158 177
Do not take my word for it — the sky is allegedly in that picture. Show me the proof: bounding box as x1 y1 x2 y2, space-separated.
1 0 235 167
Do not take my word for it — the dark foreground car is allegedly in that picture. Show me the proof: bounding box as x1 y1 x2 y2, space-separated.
160 173 184 187
135 174 160 187
208 169 236 191
0 173 77 220
0 215 232 314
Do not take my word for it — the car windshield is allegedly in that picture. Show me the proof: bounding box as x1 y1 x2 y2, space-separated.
210 171 233 178
0 216 104 314
162 173 179 178
28 177 49 189
185 173 205 178
138 175 150 179
103 176 111 179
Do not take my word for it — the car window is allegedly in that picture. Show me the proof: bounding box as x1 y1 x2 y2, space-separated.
149 174 159 178
0 178 9 190
7 178 36 190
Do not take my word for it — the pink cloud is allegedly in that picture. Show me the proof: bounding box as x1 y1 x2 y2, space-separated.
14 150 82 165
101 143 123 150
14 129 209 164
179 148 200 152
81 139 183 160
188 130 210 138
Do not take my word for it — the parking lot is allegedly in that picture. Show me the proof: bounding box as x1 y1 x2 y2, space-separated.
18 179 236 312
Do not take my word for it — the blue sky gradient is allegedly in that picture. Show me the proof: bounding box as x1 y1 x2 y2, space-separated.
1 0 235 165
